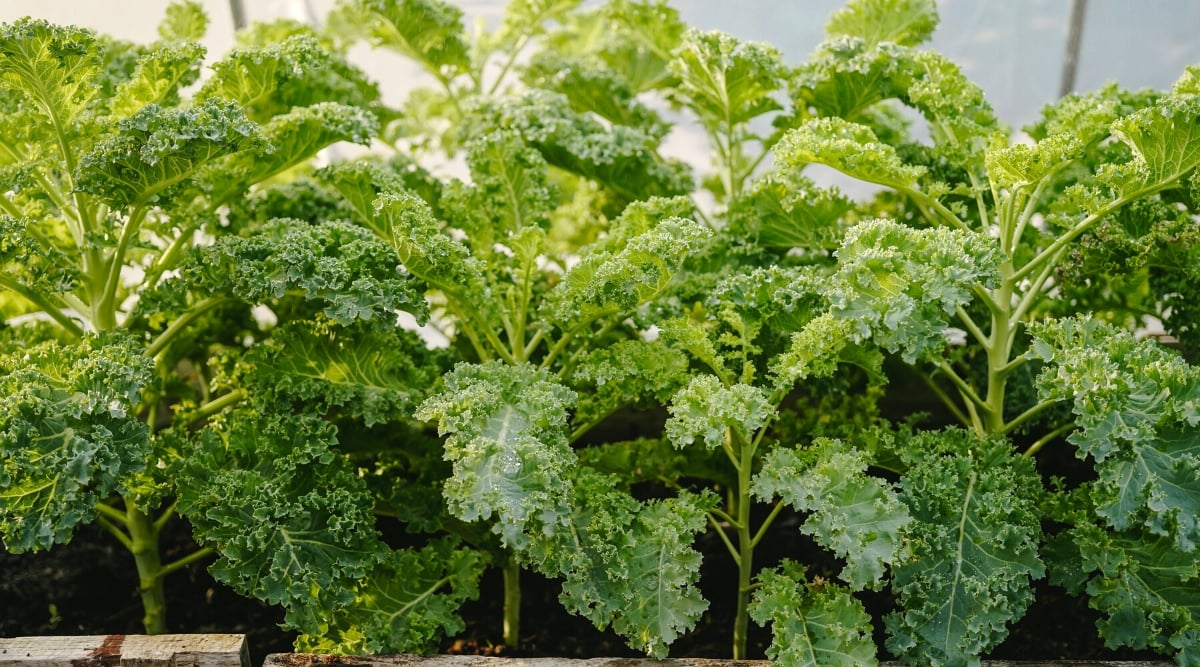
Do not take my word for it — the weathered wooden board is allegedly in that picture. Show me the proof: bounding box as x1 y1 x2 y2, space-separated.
265 656 1173 667
0 635 249 667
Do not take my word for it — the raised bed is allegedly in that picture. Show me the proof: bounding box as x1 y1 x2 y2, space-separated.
0 636 1174 667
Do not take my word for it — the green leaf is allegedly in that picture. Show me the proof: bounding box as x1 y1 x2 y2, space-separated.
0 19 101 130
749 562 879 667
108 42 205 117
665 375 771 450
295 539 487 654
74 98 268 208
543 215 710 327
0 334 153 552
354 0 470 80
825 0 938 47
197 35 380 124
478 91 693 204
777 117 926 191
754 439 910 590
176 408 385 616
529 468 710 659
885 428 1045 667
667 28 787 132
1099 94 1200 202
157 0 208 42
240 320 445 427
828 218 1001 363
200 102 379 206
179 218 427 326
570 339 691 431
441 130 555 247
1030 316 1200 552
415 361 577 549
727 172 855 253
1068 518 1200 662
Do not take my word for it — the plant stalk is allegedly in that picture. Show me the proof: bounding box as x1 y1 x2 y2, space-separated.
731 428 756 661
126 503 168 634
502 555 521 651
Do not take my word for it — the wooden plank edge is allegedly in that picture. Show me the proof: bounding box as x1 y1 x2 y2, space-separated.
263 656 1174 667
0 635 248 667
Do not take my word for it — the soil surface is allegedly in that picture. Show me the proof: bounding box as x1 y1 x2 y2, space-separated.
0 506 1164 665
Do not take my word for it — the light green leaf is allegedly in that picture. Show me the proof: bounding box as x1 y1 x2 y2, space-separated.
416 361 577 549
777 117 925 191
0 19 100 129
750 562 879 667
667 28 787 132
665 375 771 450
825 0 938 47
754 439 910 590
1030 316 1200 552
828 218 1001 363
354 0 470 80
108 42 205 117
157 0 208 43
1100 94 1200 202
295 539 486 654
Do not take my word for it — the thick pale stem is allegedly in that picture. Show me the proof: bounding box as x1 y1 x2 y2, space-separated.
502 555 521 652
127 504 168 634
730 428 756 661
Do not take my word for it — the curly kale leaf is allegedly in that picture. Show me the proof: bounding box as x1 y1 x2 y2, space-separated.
295 538 487 654
524 52 670 140
0 19 100 129
479 91 693 204
197 34 379 123
726 172 855 254
827 218 1001 362
1055 512 1200 662
528 468 710 659
178 218 426 326
749 561 879 667
777 117 926 192
200 102 379 206
176 408 384 624
825 0 938 47
353 0 471 81
1031 316 1200 552
0 334 153 552
0 215 79 300
1100 93 1200 203
543 215 710 328
74 99 268 208
440 129 555 248
570 339 691 432
416 361 577 549
239 319 447 427
755 439 910 591
885 428 1045 667
157 0 208 42
665 375 772 450
107 41 205 117
667 28 787 134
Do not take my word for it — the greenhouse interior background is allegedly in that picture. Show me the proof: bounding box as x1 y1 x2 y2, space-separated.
2 0 1199 150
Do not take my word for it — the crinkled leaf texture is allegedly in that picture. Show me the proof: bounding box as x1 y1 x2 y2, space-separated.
295 538 487 655
1031 316 1200 552
828 218 1001 363
665 375 772 450
0 334 152 552
885 428 1044 667
239 319 446 427
749 561 879 667
175 407 384 633
754 439 910 591
525 468 711 659
177 217 427 326
416 361 576 550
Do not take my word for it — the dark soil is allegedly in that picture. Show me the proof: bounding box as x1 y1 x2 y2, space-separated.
0 507 1163 664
